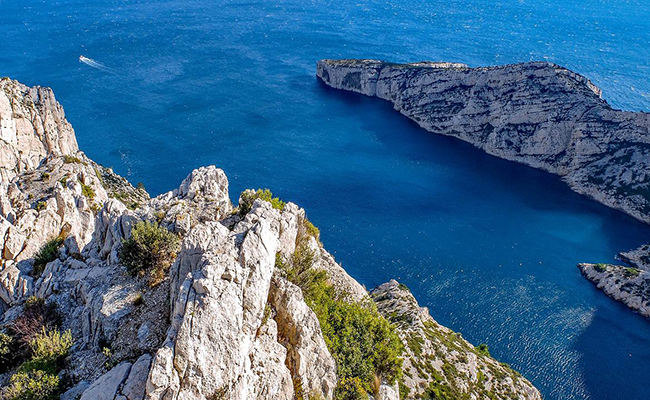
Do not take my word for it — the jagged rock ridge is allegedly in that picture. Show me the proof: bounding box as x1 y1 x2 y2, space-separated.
579 244 650 318
316 59 650 225
0 78 541 399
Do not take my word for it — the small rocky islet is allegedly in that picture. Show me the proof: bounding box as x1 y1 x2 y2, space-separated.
0 78 541 399
317 58 650 323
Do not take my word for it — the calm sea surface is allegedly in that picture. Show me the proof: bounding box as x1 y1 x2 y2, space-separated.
2 0 650 398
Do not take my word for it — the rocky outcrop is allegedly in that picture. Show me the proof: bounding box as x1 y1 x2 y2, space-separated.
0 79 542 399
0 78 78 182
579 244 650 318
316 59 650 225
372 280 541 400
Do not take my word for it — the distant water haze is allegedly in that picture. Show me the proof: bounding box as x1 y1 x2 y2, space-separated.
1 0 649 399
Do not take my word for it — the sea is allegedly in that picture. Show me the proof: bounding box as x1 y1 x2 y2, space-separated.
1 0 649 398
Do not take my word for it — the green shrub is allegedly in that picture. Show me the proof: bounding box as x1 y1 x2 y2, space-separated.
624 267 641 278
238 189 285 216
334 377 367 400
34 201 47 212
118 221 180 287
278 238 403 397
397 282 409 291
40 172 50 181
62 155 82 164
32 238 64 277
476 343 490 357
58 177 68 186
21 329 73 374
594 263 608 273
9 298 61 358
304 219 321 242
3 370 60 400
0 332 17 372
133 292 144 306
80 182 95 200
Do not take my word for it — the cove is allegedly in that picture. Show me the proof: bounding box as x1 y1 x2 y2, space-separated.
1 0 650 398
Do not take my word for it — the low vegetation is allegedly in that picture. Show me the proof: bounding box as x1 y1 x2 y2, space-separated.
34 201 47 212
32 237 64 277
476 343 490 357
80 181 95 201
237 188 286 216
62 155 82 164
276 220 403 399
118 220 180 287
0 299 72 400
594 263 608 273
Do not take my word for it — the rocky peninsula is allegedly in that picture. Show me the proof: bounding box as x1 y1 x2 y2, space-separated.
0 78 540 399
316 59 650 225
579 244 650 318
317 59 650 320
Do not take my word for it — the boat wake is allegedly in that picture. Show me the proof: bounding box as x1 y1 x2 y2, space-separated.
79 56 115 73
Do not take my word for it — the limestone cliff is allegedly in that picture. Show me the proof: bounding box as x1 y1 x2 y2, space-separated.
0 79 540 399
316 59 650 225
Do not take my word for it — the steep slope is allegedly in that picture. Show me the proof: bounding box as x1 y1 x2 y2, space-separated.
0 79 540 400
316 59 650 225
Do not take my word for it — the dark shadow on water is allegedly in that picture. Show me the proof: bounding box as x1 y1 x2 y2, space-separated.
314 78 650 255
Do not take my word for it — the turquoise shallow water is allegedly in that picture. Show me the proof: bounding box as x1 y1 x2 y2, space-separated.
2 0 650 398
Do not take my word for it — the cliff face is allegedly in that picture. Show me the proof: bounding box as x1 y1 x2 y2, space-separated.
0 79 540 400
316 59 650 225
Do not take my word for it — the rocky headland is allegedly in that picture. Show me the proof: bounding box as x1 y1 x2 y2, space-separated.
316 59 650 225
579 244 650 318
0 77 540 399
316 59 650 320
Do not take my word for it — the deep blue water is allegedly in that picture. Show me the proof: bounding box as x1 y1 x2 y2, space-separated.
2 0 650 398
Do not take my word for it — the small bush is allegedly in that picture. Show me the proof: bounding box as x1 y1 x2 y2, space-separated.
0 332 17 372
476 343 490 357
62 155 82 164
624 267 641 278
304 219 321 242
133 293 144 306
238 189 285 216
594 263 608 273
21 329 73 374
40 172 50 181
58 177 68 186
32 238 64 277
34 201 47 212
118 221 180 287
9 298 61 354
80 182 95 200
3 370 60 400
334 377 367 400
